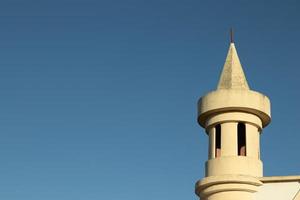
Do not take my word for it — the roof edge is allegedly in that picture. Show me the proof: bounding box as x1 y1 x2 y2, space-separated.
259 175 300 183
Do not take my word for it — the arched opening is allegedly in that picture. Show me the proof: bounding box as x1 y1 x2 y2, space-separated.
215 124 221 157
238 123 246 156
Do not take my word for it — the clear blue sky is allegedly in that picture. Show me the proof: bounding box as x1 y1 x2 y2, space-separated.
0 0 299 199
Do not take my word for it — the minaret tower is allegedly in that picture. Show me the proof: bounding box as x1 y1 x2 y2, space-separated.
195 36 271 200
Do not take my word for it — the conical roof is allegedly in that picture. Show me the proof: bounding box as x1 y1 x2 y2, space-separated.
217 43 249 90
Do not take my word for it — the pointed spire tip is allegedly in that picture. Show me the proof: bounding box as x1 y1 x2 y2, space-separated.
230 28 234 43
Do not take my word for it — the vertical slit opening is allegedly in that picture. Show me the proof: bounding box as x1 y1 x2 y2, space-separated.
238 123 246 156
215 124 221 157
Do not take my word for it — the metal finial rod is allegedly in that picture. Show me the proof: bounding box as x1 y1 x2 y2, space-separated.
230 28 234 43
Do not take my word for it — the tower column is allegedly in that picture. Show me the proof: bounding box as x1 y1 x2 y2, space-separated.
208 128 215 159
221 122 238 156
246 123 260 159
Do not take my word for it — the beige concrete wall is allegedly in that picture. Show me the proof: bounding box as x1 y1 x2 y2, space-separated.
206 156 263 177
254 181 300 200
207 191 253 200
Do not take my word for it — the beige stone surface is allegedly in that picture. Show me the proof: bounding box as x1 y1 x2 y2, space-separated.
254 181 300 200
217 43 249 90
198 89 271 128
196 175 262 200
205 156 263 177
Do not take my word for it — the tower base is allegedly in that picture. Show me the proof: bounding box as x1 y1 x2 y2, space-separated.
195 175 262 200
